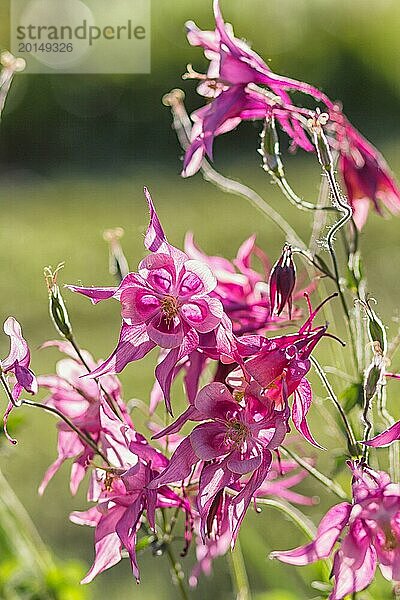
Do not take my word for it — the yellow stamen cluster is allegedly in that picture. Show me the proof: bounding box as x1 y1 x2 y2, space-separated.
161 295 180 323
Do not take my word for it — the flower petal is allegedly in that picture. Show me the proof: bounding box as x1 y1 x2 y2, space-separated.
272 502 352 565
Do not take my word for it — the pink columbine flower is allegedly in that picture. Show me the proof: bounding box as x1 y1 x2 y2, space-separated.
237 296 337 447
337 120 400 229
68 188 224 413
148 381 288 543
37 341 130 495
273 463 400 600
182 0 333 176
1 317 37 444
70 401 191 583
269 245 296 318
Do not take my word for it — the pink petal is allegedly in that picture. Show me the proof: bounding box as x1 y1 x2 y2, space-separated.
66 284 117 304
87 323 155 377
272 502 352 565
120 287 161 324
330 522 376 600
226 442 262 475
147 314 184 349
197 457 239 540
154 347 180 414
181 297 223 333
115 498 142 582
364 420 400 447
2 317 30 369
190 422 229 460
292 378 323 449
179 260 217 296
143 187 168 253
229 449 272 543
79 507 125 583
194 382 237 419
147 437 199 488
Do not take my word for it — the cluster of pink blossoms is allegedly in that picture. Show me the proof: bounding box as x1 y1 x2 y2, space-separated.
0 189 340 587
3 186 399 599
181 0 400 230
2 4 400 599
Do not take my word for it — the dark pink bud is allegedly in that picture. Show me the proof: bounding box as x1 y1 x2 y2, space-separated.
269 245 296 318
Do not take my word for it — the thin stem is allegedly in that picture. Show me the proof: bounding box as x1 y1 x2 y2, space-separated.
160 507 189 600
22 398 110 465
269 170 336 213
378 384 400 481
362 390 373 462
311 357 359 456
0 372 110 464
258 497 315 540
228 537 251 600
165 544 189 600
325 169 359 373
292 248 335 280
67 334 123 420
163 89 306 249
281 446 350 501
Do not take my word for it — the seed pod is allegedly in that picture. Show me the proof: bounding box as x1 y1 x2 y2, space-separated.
364 355 384 404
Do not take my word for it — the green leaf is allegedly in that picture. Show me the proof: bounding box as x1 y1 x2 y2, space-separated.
340 382 363 413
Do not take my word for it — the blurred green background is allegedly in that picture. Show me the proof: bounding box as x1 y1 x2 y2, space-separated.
0 0 400 598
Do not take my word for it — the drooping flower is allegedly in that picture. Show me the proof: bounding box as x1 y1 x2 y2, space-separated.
273 463 400 600
181 0 333 176
37 341 130 495
336 120 400 229
149 381 288 543
0 317 37 444
70 401 191 583
68 188 225 413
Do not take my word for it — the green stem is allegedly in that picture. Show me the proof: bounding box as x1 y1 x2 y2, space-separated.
0 372 110 465
281 446 350 501
262 498 331 581
311 357 359 456
165 544 189 600
67 334 123 420
163 89 306 249
22 398 110 465
258 498 315 541
378 384 400 481
325 169 359 373
228 537 251 600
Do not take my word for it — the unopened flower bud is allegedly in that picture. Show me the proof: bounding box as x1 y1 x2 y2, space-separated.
260 116 284 178
269 245 296 318
361 298 387 356
44 264 72 339
364 355 384 404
